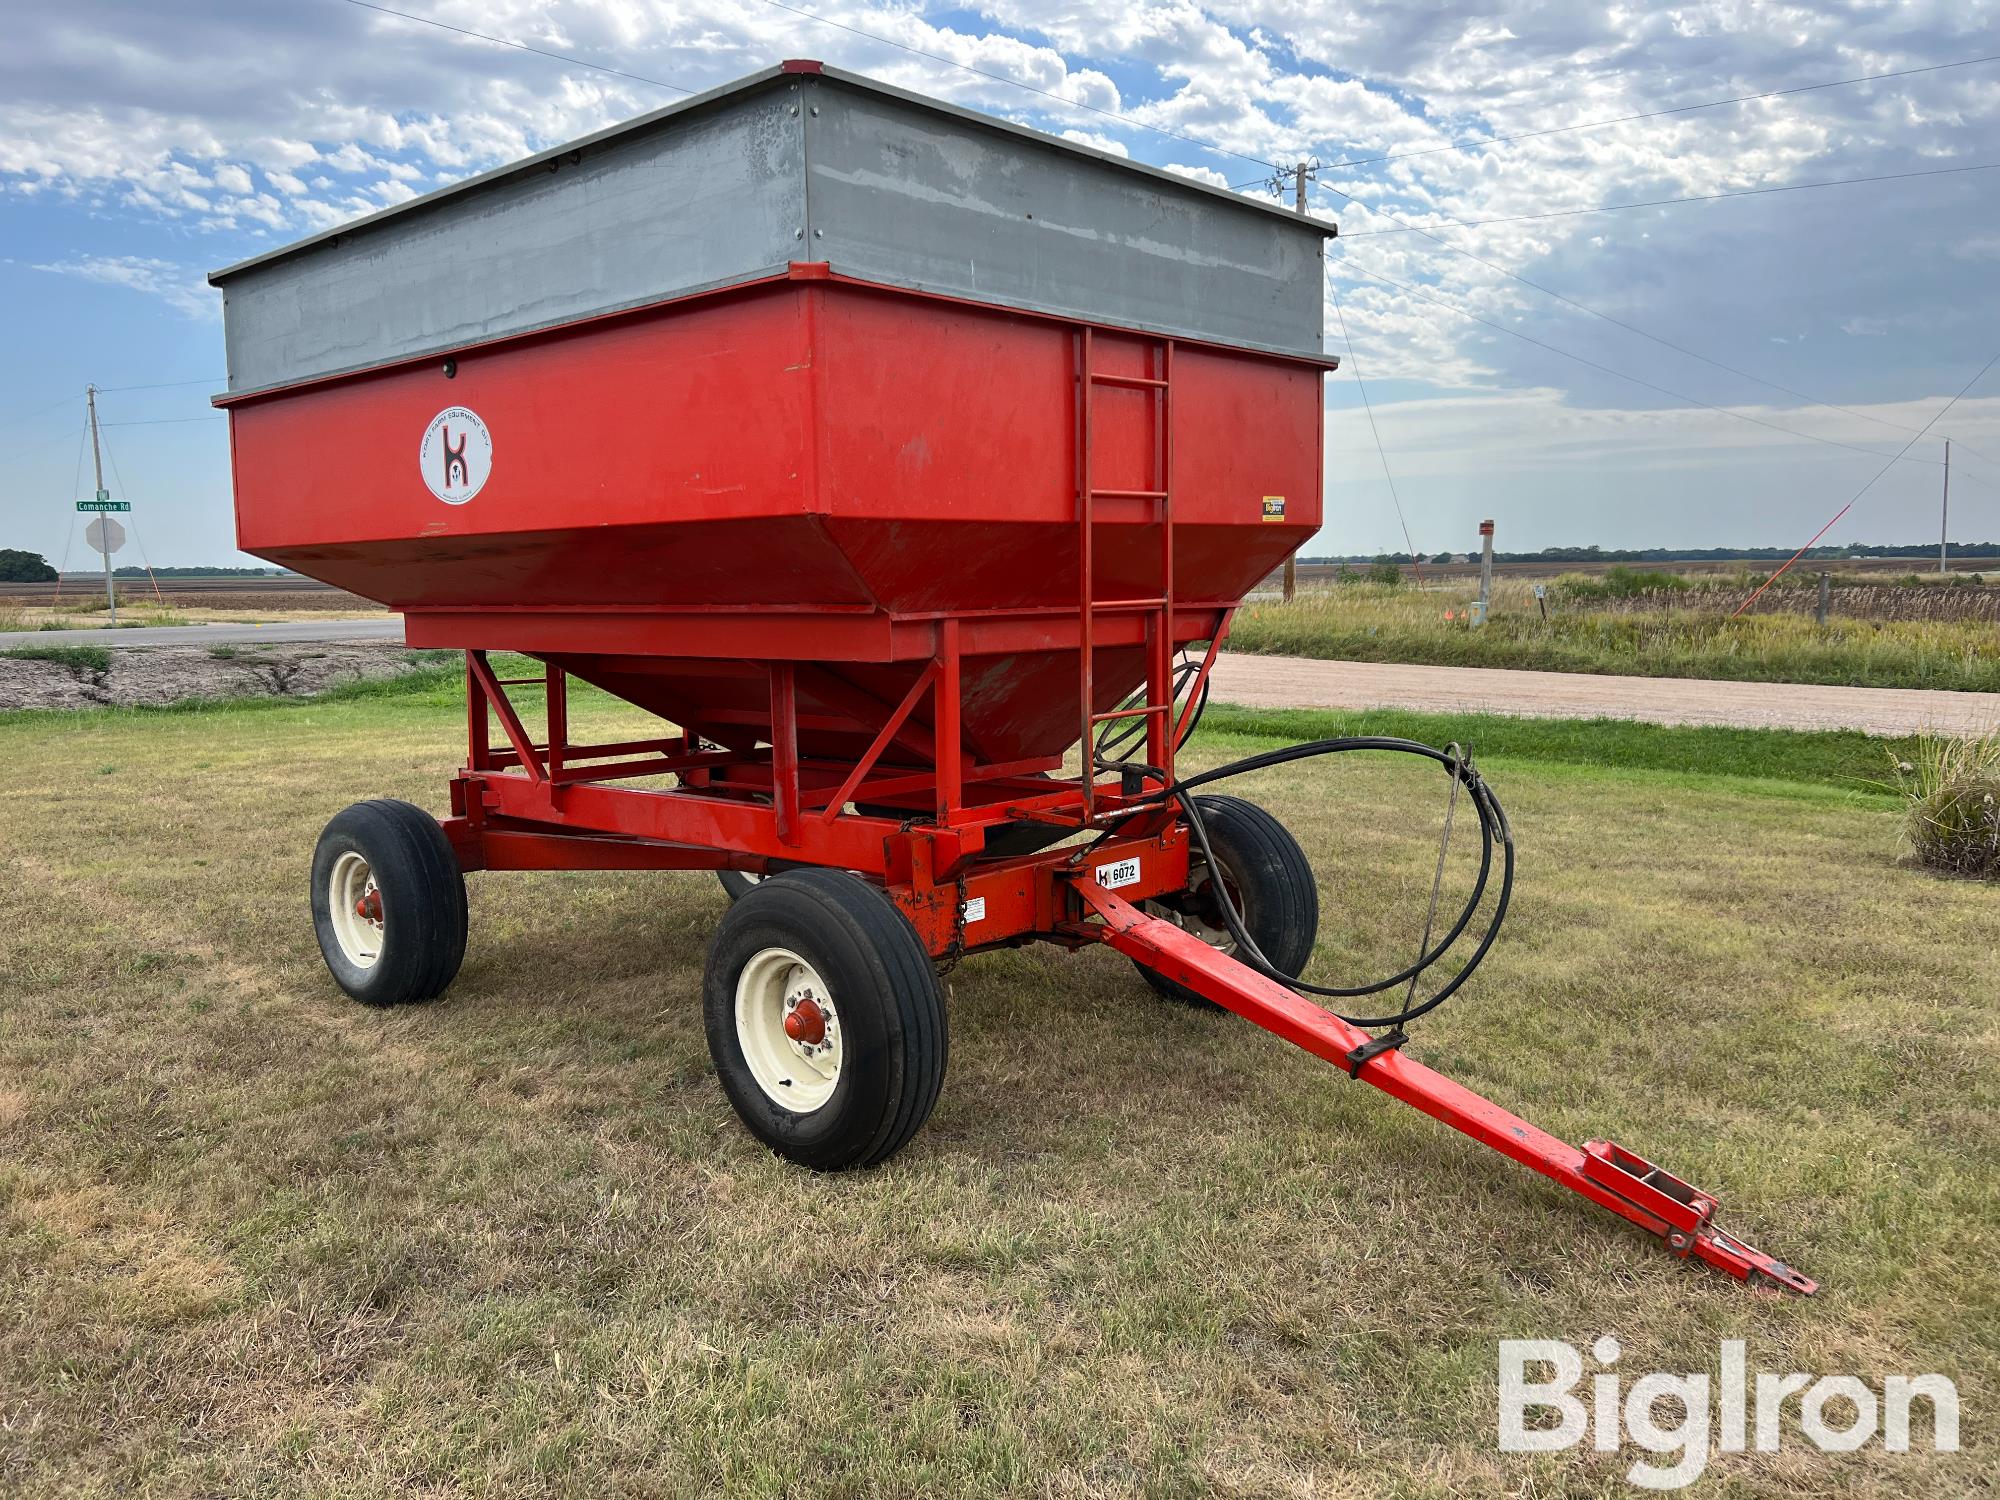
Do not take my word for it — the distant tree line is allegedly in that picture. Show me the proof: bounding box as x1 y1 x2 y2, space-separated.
0 548 58 582
1303 543 2000 566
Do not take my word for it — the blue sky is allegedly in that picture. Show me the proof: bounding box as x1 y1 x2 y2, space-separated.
3 0 1997 567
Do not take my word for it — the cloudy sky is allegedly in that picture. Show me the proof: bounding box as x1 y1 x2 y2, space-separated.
3 0 1997 567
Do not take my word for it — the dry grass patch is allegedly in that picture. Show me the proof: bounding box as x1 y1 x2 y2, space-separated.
0 685 1995 1496
1886 729 2000 879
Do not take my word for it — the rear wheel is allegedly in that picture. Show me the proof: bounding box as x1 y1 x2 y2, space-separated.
1136 795 1318 1009
703 870 947 1169
310 800 467 1006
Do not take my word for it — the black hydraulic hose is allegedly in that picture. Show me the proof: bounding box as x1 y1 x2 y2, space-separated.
1095 652 1211 762
1098 737 1515 1030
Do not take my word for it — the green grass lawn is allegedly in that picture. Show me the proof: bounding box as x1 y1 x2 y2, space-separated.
1 678 1994 1496
1229 582 2000 693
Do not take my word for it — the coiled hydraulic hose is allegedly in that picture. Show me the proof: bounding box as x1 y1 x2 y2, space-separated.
1098 738 1515 1031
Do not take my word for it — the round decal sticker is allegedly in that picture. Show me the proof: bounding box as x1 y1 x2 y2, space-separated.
418 406 493 505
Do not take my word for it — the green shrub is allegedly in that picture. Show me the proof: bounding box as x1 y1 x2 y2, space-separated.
2 644 112 674
1368 563 1402 587
1554 567 1691 601
1887 730 2000 879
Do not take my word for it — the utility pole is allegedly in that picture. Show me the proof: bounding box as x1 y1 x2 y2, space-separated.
86 384 116 624
1940 439 1950 575
1278 157 1319 604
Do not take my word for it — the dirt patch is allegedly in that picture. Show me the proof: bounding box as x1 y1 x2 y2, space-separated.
0 641 439 711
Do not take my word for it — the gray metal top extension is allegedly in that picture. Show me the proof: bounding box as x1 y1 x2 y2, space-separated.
211 61 1335 396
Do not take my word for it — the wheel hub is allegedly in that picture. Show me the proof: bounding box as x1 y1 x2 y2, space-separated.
735 948 844 1112
783 995 828 1045
327 850 385 969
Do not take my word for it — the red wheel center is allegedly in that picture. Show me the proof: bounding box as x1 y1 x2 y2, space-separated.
784 997 827 1045
355 889 383 924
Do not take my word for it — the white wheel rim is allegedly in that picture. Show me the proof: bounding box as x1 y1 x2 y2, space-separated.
328 850 384 969
734 946 843 1113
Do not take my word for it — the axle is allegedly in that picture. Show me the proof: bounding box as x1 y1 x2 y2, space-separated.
1071 877 1816 1295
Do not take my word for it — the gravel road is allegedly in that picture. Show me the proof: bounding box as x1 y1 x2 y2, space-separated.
1208 654 2000 737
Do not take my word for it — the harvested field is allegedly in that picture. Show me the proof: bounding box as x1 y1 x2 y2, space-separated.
0 577 378 614
1598 581 2000 624
1232 579 2000 691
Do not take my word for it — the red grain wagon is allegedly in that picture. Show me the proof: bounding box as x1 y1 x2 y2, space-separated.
213 62 1809 1291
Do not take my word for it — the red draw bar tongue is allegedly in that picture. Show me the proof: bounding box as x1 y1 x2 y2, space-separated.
1068 875 1817 1296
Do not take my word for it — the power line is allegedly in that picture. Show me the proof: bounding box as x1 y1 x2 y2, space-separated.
8 424 95 461
1938 434 2000 470
1328 281 1422 569
98 415 226 428
1336 162 2000 235
97 376 227 392
1732 351 1999 615
52 412 87 603
1337 257 1951 466
744 0 1282 169
97 427 167 606
1326 52 2000 173
1316 175 1970 448
339 0 696 94
0 390 86 435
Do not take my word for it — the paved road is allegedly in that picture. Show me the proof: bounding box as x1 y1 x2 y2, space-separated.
1208 653 2000 737
6 618 1994 736
0 618 406 649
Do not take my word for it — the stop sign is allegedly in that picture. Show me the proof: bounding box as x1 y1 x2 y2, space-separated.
85 516 126 554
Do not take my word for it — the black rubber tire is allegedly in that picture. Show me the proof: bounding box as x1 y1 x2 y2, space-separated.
1136 794 1319 1009
310 799 468 1006
703 870 947 1170
717 869 764 903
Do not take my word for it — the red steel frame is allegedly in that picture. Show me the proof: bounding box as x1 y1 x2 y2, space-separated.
437 624 1815 1294
440 626 1210 961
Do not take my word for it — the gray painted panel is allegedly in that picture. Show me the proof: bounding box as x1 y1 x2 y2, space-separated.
215 66 1332 395
220 98 805 393
799 80 1326 359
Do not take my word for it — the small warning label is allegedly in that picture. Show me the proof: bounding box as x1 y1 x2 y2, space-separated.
962 896 987 924
1261 495 1286 522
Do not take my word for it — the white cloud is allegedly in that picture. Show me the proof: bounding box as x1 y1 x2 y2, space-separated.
31 254 216 318
1060 127 1129 156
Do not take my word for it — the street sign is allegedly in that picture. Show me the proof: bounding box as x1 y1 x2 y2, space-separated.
77 499 130 512
85 516 126 555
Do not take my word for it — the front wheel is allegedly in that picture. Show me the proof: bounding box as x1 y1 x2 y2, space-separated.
703 870 947 1170
310 800 468 1006
1136 794 1319 1009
